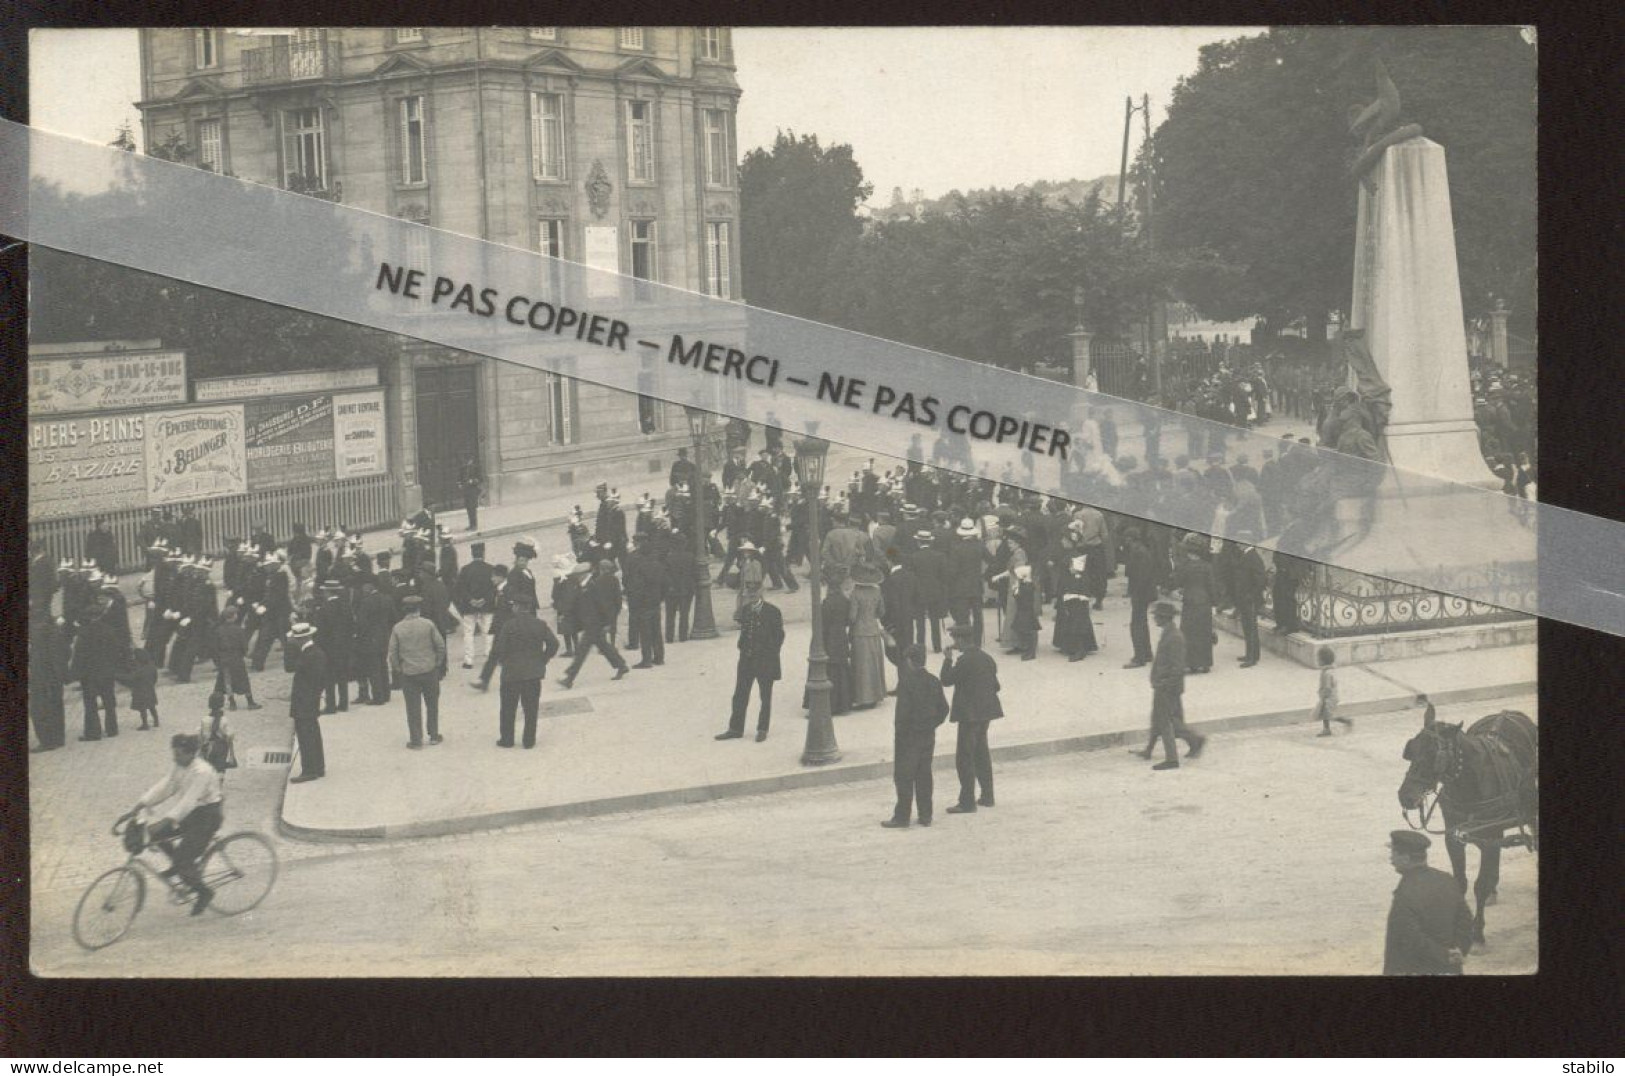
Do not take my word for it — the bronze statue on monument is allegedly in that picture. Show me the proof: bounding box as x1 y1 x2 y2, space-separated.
1348 58 1424 183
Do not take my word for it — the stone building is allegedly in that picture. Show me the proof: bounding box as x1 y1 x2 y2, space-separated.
136 26 743 510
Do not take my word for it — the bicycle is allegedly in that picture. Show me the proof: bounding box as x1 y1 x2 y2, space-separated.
72 814 280 951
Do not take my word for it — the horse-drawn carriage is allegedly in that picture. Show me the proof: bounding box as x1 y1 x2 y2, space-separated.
1398 704 1538 945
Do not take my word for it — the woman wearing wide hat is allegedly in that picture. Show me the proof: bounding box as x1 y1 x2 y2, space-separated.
848 561 889 709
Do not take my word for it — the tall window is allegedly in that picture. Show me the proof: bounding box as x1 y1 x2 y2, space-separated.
547 373 577 445
281 107 326 190
529 91 565 180
699 28 726 61
528 27 558 40
538 218 566 296
404 212 432 280
395 28 424 43
196 119 223 173
625 100 654 183
618 28 645 50
630 220 657 302
399 96 427 184
705 222 732 299
703 108 733 187
194 29 219 69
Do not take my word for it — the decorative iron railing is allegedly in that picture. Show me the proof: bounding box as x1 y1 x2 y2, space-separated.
1263 557 1533 637
243 36 340 85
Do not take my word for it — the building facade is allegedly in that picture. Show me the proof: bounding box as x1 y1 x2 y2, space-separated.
136 26 743 510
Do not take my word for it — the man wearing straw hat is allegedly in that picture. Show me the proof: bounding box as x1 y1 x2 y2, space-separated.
945 519 987 646
284 620 327 782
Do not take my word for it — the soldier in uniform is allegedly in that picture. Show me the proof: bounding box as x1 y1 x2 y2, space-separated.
594 486 629 571
169 559 219 683
249 551 294 672
1384 830 1473 975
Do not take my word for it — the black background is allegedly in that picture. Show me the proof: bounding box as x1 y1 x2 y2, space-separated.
1 0 1619 1057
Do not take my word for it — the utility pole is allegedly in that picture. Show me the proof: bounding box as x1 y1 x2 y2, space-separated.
1116 95 1134 228
1142 92 1162 397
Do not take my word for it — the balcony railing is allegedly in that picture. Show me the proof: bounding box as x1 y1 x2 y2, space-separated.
243 36 340 84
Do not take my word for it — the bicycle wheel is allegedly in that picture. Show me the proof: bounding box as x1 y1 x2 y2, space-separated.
73 867 146 951
200 832 278 915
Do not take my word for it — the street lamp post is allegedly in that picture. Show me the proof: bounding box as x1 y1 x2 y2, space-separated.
795 434 840 766
684 406 719 640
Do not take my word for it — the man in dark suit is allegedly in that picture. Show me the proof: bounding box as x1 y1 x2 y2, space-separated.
883 644 949 828
623 533 668 668
715 592 784 742
941 623 1002 812
558 560 630 688
30 605 68 751
455 542 498 671
489 597 560 749
71 597 124 741
907 530 949 654
1231 538 1269 668
353 577 396 705
669 447 697 491
177 504 204 557
284 621 327 783
662 531 697 643
944 520 987 646
1384 830 1473 975
313 580 355 713
84 518 119 575
1142 600 1206 769
879 549 919 676
1121 526 1158 668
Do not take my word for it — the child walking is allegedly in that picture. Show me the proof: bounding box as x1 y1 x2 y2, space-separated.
1314 645 1353 736
199 692 238 773
126 648 160 730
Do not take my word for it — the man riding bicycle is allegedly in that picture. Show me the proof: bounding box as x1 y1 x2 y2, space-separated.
126 733 224 915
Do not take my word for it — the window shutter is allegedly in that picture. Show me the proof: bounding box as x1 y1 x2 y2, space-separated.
530 93 544 179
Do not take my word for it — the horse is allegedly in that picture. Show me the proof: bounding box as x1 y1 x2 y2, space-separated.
1397 702 1538 945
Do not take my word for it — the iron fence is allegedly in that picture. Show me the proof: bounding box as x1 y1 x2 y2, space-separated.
29 473 401 574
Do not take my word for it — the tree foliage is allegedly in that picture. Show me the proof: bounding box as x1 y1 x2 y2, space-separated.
742 134 1173 372
740 130 873 321
1154 27 1536 333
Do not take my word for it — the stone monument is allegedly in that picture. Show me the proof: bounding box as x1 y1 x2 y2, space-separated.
1348 130 1498 488
1245 61 1531 662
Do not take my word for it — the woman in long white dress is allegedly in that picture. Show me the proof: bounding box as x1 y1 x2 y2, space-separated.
848 562 889 709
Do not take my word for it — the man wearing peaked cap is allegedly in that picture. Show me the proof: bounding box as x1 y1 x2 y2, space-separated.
1384 829 1473 975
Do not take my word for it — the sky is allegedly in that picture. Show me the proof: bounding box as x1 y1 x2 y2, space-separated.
28 26 1261 203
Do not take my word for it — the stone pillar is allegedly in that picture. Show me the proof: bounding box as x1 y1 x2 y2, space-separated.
1489 299 1510 369
1068 326 1094 389
1349 137 1496 488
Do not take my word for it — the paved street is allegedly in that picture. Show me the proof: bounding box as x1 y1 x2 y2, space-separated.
31 695 1536 977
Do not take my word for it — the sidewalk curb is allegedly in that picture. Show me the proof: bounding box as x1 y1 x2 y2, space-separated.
276 680 1534 843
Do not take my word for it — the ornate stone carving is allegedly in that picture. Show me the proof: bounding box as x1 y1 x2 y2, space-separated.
586 160 613 218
